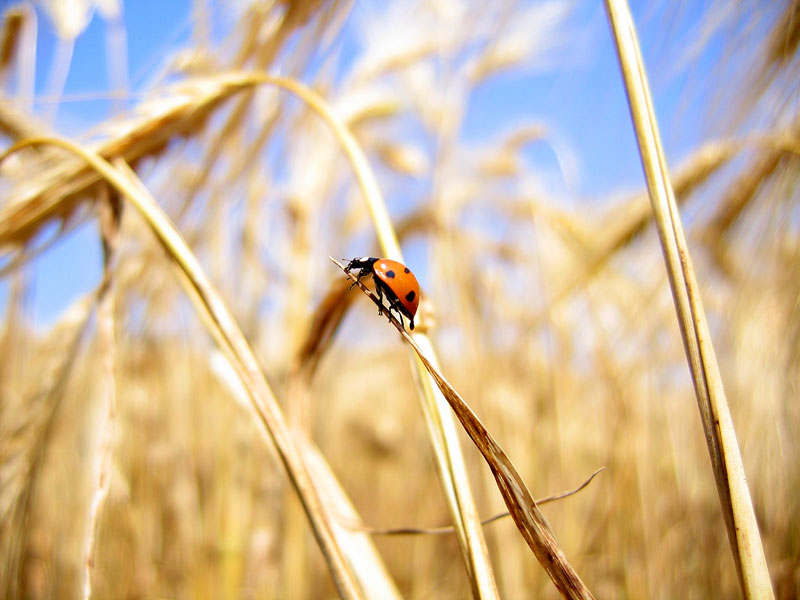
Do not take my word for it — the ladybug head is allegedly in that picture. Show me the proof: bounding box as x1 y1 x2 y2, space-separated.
344 256 379 273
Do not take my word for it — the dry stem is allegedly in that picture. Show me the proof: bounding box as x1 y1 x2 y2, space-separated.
332 257 596 600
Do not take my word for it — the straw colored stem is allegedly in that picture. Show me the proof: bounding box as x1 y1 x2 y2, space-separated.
252 75 403 257
81 191 120 600
604 1 773 597
0 137 365 600
252 75 498 597
334 258 596 600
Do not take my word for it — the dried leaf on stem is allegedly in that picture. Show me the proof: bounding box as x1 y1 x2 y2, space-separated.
332 257 597 600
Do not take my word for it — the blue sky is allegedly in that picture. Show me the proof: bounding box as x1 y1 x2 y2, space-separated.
0 1 750 326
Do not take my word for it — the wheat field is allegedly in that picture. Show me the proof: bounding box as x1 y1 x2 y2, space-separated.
0 1 798 598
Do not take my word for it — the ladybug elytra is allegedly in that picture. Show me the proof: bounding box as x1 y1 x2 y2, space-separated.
344 257 420 330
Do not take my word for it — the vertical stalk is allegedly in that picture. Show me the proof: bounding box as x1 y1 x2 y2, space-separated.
604 2 773 598
260 75 500 598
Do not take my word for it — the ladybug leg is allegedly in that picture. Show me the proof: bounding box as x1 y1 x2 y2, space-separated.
386 296 406 329
348 269 367 289
393 303 405 329
373 275 385 316
396 302 413 330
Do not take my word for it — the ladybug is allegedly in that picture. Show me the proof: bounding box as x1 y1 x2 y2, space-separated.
344 257 420 330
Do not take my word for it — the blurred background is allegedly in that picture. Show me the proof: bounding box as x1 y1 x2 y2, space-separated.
0 0 798 597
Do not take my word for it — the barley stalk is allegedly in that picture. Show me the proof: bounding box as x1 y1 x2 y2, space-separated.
0 137 366 600
81 189 120 600
253 74 499 598
334 257 596 600
604 1 773 597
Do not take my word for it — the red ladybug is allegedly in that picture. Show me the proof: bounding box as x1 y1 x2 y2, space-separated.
344 257 420 330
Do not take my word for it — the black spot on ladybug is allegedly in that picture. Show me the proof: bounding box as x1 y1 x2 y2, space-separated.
385 270 396 278
404 267 410 273
405 290 416 302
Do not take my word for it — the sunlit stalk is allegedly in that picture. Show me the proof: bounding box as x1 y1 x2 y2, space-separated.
604 2 774 597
